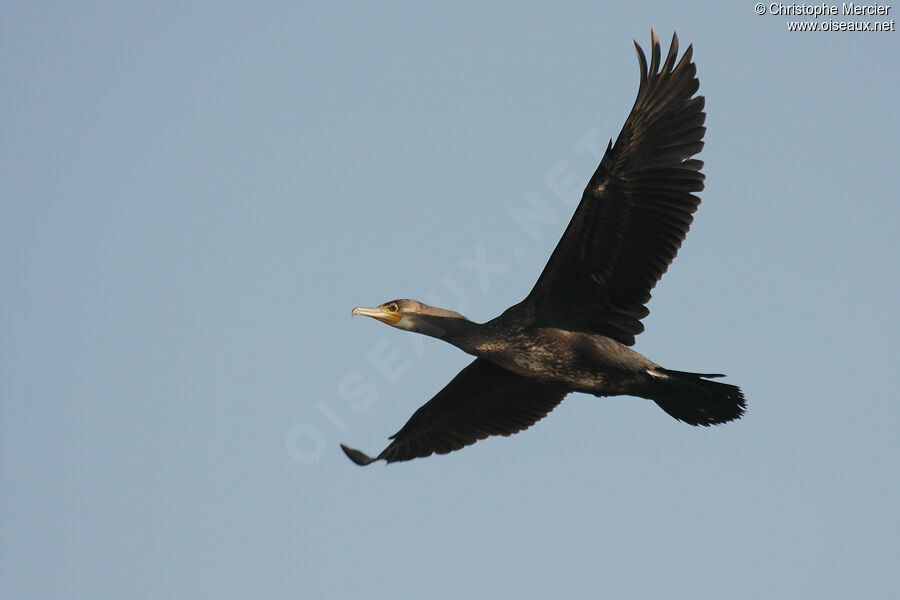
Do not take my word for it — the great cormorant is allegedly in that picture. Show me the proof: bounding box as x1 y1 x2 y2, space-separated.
341 31 745 466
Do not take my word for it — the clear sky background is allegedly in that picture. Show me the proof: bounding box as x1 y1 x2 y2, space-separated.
3 2 898 598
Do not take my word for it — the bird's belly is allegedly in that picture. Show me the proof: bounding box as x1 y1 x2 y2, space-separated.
477 329 647 395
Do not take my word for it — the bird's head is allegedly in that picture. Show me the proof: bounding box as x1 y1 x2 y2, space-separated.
351 299 468 336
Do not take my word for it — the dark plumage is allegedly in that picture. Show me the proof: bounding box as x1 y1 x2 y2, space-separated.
342 31 745 466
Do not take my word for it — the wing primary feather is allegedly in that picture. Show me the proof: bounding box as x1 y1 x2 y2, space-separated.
648 29 661 77
662 32 679 73
633 39 648 85
340 444 378 466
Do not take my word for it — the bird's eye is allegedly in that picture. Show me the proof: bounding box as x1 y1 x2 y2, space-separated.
388 303 399 312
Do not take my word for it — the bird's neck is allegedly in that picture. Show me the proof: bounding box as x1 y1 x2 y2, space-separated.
415 314 487 354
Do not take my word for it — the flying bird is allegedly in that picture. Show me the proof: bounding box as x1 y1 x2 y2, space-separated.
341 31 745 466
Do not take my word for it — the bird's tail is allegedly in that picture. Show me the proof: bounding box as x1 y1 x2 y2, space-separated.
648 368 746 426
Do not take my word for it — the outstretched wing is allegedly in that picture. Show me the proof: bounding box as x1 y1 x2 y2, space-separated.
340 358 569 465
523 30 706 346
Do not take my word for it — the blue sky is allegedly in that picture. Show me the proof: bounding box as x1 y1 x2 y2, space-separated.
2 2 898 598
